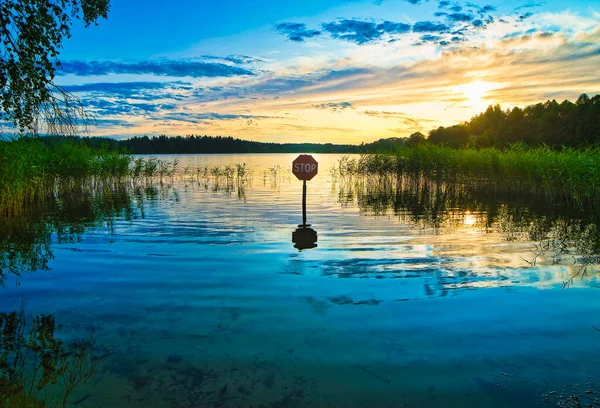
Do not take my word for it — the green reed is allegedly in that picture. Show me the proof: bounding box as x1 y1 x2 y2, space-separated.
333 144 600 209
0 137 132 215
0 138 194 215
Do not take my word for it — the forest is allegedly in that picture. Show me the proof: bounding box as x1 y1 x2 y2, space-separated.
428 94 600 148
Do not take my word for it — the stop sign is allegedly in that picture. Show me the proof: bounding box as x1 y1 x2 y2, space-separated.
292 154 318 181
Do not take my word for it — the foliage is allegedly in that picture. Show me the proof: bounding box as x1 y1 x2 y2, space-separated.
428 94 600 148
0 136 131 214
333 144 600 209
119 134 366 154
0 0 110 133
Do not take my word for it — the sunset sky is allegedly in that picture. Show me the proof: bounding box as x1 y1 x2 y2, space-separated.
54 0 600 143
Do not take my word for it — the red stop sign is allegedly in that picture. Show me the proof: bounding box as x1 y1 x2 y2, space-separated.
292 154 318 181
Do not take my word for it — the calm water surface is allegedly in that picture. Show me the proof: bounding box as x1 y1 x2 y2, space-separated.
2 153 600 407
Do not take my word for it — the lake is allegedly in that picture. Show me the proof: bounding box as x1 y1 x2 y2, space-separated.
1 153 600 407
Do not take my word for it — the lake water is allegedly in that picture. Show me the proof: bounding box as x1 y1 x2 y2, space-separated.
2 153 600 407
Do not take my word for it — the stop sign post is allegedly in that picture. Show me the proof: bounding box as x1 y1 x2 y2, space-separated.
292 155 318 227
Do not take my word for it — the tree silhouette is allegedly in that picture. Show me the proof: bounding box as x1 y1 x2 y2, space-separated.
427 94 600 148
0 0 110 134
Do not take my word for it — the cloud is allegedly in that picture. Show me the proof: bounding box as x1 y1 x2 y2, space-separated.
313 102 354 111
189 67 375 103
322 19 383 44
321 19 411 44
95 119 136 128
519 12 534 21
81 98 180 116
362 110 435 131
57 60 255 77
197 54 264 65
419 34 442 43
63 81 193 100
222 55 264 65
63 81 193 105
272 0 501 46
413 21 450 33
378 21 413 34
273 123 360 133
447 13 473 22
362 110 409 118
157 112 282 124
514 2 543 11
464 2 496 16
272 22 321 42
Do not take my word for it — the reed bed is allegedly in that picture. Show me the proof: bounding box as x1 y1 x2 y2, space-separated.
332 144 600 209
0 137 262 216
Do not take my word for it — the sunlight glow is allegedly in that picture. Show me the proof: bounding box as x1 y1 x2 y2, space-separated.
455 81 501 109
463 211 477 226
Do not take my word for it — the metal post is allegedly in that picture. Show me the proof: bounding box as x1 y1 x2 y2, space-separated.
302 180 307 227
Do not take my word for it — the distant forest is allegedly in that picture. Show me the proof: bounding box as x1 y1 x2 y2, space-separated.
33 93 600 153
37 134 409 154
429 93 600 148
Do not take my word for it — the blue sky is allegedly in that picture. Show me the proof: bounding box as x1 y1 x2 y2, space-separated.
47 0 600 142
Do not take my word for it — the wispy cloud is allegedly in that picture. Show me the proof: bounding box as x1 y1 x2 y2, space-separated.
63 81 193 100
321 19 411 44
314 102 354 111
272 0 499 46
273 22 322 42
82 98 179 116
95 119 137 128
514 2 543 12
447 13 473 22
412 21 450 32
58 60 255 77
199 55 264 65
58 2 599 142
362 110 409 118
154 112 282 125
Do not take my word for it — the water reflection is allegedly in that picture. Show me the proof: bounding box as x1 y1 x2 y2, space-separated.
0 184 151 283
292 226 318 250
336 174 600 272
0 305 107 407
2 155 600 407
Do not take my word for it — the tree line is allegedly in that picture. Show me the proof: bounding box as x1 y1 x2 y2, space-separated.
29 93 600 153
428 94 600 148
34 135 411 154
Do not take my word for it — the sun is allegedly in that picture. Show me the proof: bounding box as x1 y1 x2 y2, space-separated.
455 81 500 109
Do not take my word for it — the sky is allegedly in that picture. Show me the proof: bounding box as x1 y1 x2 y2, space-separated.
51 0 600 143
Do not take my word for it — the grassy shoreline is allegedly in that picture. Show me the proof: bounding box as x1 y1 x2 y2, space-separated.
2 137 600 214
0 137 131 215
333 144 600 208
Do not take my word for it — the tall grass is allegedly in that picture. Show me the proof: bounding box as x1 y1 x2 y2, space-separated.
0 137 260 215
0 137 131 215
333 144 600 208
